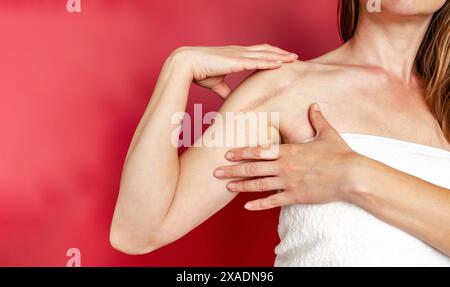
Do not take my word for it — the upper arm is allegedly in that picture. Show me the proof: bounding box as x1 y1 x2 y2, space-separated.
157 70 284 243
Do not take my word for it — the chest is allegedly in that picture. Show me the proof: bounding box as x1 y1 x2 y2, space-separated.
263 82 446 148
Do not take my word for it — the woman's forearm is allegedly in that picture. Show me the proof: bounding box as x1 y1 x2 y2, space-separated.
127 51 193 155
347 156 450 256
110 51 193 253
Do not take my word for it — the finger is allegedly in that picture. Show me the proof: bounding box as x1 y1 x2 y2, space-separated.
225 145 280 161
247 44 297 57
227 177 285 192
211 81 231 99
244 192 292 211
244 51 297 62
214 161 279 178
308 103 335 137
239 59 284 71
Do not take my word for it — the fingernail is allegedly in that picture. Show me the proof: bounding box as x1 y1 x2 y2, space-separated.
276 60 283 64
244 202 253 209
225 152 234 160
227 182 237 190
289 53 298 58
313 103 320 111
214 169 224 177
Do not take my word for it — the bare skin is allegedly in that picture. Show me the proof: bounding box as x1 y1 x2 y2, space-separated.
216 104 450 256
110 45 300 255
110 0 450 257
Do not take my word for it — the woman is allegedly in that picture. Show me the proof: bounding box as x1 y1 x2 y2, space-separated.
110 0 450 266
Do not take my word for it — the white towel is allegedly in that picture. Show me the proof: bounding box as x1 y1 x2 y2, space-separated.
275 133 450 267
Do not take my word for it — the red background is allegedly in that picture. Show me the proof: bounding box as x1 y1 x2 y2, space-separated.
0 0 340 266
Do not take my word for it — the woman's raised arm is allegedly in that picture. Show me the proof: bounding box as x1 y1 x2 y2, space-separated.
109 45 297 254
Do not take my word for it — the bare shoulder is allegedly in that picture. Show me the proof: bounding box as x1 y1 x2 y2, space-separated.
220 61 309 111
239 56 373 96
228 57 370 109
222 50 387 138
221 60 339 111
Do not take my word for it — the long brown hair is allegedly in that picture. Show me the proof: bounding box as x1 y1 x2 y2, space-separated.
338 0 450 142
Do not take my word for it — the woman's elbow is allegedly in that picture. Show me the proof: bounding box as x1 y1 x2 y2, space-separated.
109 225 167 255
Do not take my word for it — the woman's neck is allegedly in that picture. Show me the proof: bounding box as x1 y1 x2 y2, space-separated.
346 11 432 84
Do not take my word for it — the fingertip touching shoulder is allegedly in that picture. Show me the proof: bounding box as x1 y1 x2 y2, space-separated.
249 60 312 87
221 60 325 113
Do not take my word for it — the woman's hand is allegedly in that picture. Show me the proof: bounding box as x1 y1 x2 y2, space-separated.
170 45 298 98
213 103 361 210
214 103 450 256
